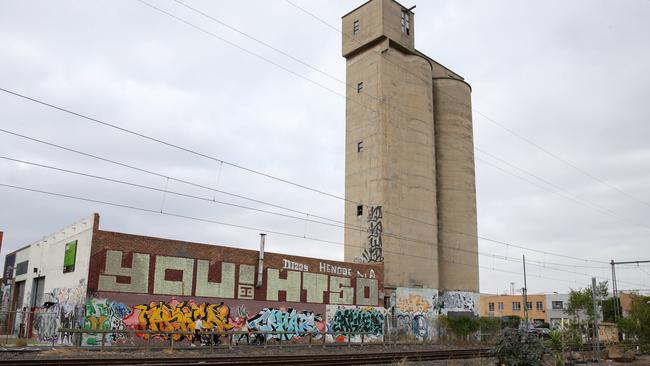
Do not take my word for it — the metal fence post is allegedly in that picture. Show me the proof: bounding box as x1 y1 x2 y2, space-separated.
348 332 351 348
101 332 105 351
361 333 364 347
170 333 174 351
308 332 312 348
322 332 326 348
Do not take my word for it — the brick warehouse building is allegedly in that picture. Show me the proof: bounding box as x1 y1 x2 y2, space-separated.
0 214 384 345
1 214 477 345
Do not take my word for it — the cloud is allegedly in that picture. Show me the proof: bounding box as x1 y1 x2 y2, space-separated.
1 0 648 294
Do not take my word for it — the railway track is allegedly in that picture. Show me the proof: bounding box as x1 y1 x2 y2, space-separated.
0 348 491 365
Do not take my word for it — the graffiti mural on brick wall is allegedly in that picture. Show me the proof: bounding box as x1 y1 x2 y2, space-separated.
121 299 233 341
325 305 384 342
82 298 131 345
394 288 438 341
71 297 385 345
438 291 479 316
361 206 383 263
247 306 326 341
32 285 86 344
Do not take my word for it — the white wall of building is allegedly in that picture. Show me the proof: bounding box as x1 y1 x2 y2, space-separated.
11 214 95 310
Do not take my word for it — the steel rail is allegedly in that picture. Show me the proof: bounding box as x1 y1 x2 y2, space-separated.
0 348 491 366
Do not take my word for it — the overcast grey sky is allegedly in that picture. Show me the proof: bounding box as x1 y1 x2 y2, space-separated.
1 0 649 295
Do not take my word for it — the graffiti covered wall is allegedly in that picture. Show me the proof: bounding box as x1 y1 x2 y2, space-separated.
76 229 385 345
394 288 439 340
438 291 479 316
392 288 480 341
32 285 86 344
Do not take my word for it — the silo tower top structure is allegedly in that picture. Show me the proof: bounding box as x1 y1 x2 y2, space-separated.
342 0 479 297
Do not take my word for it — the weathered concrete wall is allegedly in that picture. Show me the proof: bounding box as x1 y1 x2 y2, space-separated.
433 78 479 292
391 287 479 341
343 0 439 290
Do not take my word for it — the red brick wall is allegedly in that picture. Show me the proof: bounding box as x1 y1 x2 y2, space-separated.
88 228 383 306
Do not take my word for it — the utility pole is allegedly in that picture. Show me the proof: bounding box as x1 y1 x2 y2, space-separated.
523 255 529 329
610 259 650 320
611 260 619 320
591 277 600 362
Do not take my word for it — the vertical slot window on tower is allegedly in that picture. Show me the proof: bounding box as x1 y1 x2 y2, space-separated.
401 10 410 36
357 82 363 93
356 205 363 217
353 20 360 35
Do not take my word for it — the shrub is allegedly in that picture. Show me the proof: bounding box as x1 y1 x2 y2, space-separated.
491 328 547 366
439 315 479 341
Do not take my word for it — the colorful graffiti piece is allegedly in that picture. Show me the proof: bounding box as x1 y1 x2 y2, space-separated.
122 299 233 341
82 298 130 345
326 306 384 342
394 288 438 341
396 293 433 314
247 306 326 341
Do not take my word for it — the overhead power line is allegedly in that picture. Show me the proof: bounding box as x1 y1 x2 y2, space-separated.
2 153 632 286
3 181 641 288
0 2 631 266
0 128 614 267
0 127 346 226
284 0 650 212
475 153 650 232
129 0 648 259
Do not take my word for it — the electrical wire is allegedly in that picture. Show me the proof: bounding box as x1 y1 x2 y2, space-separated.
0 150 614 271
0 90 616 266
0 2 640 273
0 164 641 287
0 181 627 288
284 0 650 211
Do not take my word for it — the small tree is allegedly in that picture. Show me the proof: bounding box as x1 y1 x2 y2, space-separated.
492 328 547 366
566 281 608 327
617 294 650 350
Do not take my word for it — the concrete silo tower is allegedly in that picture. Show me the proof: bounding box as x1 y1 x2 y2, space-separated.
342 0 479 295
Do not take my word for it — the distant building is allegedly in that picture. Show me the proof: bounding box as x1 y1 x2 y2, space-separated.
480 294 548 326
546 293 572 329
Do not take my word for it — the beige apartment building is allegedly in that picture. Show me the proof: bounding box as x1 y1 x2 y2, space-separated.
342 0 479 295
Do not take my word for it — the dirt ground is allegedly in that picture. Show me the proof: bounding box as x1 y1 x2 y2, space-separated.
0 345 647 365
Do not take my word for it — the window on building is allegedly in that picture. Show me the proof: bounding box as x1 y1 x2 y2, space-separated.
401 10 410 35
357 82 363 93
498 302 504 311
512 302 521 311
63 240 78 273
552 301 564 310
357 141 364 152
15 261 28 276
356 205 363 217
526 302 532 310
488 302 494 312
353 20 360 35
536 301 543 311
